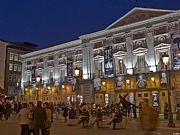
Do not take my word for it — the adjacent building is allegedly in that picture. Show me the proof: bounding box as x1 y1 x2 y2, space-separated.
21 7 180 112
0 40 37 100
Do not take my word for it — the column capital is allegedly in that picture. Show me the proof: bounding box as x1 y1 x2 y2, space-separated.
125 32 132 38
146 27 154 33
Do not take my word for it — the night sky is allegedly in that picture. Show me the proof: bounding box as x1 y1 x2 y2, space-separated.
0 0 179 48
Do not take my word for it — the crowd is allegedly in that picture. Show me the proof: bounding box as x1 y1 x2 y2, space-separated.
0 93 171 135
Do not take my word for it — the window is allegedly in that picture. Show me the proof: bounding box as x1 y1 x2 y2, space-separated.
138 94 142 97
9 63 13 71
12 74 17 82
18 64 22 72
8 74 13 82
14 64 17 71
119 59 125 74
49 72 53 83
144 93 149 97
136 55 147 73
19 56 22 62
18 75 21 82
10 53 14 61
14 54 18 61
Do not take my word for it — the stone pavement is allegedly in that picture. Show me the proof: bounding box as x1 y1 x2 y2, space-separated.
0 116 180 135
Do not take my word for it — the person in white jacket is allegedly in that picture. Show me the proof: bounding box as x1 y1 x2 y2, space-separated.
17 103 31 135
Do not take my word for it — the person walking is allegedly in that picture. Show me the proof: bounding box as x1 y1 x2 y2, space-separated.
33 101 46 135
0 101 4 120
5 102 11 120
62 106 68 122
17 103 31 135
43 102 52 135
28 102 35 135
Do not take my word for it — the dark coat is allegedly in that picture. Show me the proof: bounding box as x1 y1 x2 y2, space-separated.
62 107 68 117
33 106 46 126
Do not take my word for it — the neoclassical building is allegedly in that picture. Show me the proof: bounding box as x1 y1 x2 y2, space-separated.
21 7 180 112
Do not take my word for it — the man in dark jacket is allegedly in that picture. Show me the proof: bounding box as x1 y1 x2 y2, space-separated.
33 101 46 135
0 102 4 120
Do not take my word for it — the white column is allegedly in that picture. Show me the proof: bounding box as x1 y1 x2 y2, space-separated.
124 33 134 74
145 27 156 72
82 43 94 79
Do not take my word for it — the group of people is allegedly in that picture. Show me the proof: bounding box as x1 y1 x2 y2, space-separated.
17 101 53 135
0 101 15 120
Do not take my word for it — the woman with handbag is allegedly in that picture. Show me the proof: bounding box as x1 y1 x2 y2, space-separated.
43 102 52 135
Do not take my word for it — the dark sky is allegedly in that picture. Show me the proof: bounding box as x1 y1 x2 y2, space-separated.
0 0 179 48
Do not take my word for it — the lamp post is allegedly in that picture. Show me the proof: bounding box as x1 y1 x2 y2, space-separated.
162 53 175 127
36 75 41 101
74 67 80 108
61 85 67 103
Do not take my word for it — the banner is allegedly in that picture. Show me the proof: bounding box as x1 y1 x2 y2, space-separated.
116 76 124 89
136 74 146 88
66 59 73 83
32 66 36 82
172 32 180 69
104 46 113 76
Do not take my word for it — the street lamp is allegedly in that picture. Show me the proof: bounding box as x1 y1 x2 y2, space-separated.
162 53 175 127
36 75 41 101
74 67 80 108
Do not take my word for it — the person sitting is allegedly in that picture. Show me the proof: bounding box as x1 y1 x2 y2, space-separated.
69 108 76 119
78 108 90 127
108 108 122 129
91 108 103 128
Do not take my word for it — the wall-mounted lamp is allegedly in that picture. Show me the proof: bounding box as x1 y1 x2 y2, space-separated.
126 80 130 85
102 81 107 90
151 77 156 86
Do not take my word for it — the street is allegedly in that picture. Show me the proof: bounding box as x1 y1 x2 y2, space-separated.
0 115 180 135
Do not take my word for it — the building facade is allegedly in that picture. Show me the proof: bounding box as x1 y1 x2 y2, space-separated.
21 8 180 112
0 40 37 100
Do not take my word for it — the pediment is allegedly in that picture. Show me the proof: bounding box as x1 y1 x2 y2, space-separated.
106 7 175 30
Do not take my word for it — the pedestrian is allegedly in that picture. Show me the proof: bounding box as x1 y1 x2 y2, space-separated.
62 106 68 122
0 101 4 120
5 102 11 120
17 103 31 135
91 108 103 128
28 102 35 135
140 99 158 131
43 102 52 135
33 101 46 135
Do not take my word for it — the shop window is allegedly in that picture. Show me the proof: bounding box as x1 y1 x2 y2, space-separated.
162 92 165 96
144 93 148 97
138 94 142 97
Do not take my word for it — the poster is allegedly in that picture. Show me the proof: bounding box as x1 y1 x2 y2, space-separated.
104 46 113 76
172 32 180 69
32 66 36 82
66 59 73 83
136 74 146 88
160 72 167 86
152 93 159 107
116 76 124 89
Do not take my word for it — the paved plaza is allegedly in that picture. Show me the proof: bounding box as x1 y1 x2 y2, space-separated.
0 115 180 135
